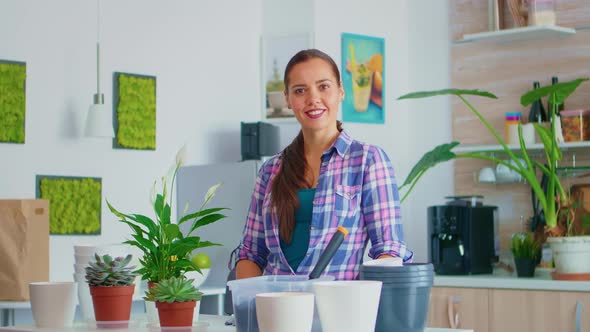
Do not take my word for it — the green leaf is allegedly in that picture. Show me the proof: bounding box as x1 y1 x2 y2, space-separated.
398 89 497 100
188 213 227 235
195 240 222 248
164 224 181 241
400 142 459 190
132 234 158 254
178 207 228 225
521 78 589 106
160 203 171 225
154 194 164 217
128 214 159 238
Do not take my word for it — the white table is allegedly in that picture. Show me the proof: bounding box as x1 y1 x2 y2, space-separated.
0 314 473 331
0 286 226 327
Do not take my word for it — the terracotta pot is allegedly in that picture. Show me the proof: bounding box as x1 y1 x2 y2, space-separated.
89 285 134 326
156 301 196 327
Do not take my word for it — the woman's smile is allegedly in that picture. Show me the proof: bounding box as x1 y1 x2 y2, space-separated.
305 108 326 119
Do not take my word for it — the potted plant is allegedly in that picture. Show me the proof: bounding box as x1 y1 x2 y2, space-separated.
398 78 590 278
144 276 203 327
106 147 228 320
511 232 540 277
85 254 137 328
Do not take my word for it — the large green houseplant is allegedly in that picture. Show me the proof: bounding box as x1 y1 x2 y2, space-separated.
107 148 229 284
398 78 589 238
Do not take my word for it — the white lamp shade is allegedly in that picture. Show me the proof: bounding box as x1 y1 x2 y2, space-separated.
85 103 114 138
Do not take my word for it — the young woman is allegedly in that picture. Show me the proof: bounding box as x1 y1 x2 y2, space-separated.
236 49 412 280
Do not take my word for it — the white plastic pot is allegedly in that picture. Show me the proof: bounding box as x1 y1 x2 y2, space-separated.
547 236 590 274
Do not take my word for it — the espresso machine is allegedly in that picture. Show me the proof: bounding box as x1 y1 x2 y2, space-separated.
427 196 498 275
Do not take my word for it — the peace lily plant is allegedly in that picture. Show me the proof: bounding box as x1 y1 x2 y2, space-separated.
398 78 589 238
107 147 228 283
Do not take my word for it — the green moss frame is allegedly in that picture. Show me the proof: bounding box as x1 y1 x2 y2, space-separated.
113 72 156 150
0 60 26 144
36 175 102 235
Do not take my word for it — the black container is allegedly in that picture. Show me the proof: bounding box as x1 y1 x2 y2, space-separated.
360 263 434 332
514 258 536 277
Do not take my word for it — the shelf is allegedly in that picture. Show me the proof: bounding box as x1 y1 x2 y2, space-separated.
457 25 576 44
453 141 590 154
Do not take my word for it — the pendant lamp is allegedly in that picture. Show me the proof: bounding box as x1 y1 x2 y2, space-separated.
85 0 114 138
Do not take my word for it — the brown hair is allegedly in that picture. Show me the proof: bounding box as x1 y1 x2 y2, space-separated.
271 49 343 244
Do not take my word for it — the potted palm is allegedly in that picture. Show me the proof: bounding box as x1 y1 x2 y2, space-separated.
85 254 137 328
144 276 202 327
398 78 590 279
511 232 540 277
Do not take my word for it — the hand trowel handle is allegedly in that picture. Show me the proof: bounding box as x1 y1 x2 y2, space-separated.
309 226 349 279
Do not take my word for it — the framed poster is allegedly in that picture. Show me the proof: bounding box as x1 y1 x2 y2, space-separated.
262 34 312 121
341 33 385 124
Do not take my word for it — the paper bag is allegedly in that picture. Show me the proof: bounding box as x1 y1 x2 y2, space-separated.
0 199 49 300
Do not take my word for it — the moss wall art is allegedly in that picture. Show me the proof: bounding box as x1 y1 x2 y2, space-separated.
113 72 156 150
36 175 102 235
0 60 26 144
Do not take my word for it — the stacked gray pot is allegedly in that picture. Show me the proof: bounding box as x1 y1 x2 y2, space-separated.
360 263 434 332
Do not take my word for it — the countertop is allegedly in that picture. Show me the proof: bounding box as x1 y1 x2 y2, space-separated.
0 314 473 332
434 269 590 291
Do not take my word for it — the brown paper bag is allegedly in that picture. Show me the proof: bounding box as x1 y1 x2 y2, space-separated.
0 199 49 300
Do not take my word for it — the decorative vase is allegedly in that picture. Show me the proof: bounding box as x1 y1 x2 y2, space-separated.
156 301 197 327
89 285 135 328
514 258 536 278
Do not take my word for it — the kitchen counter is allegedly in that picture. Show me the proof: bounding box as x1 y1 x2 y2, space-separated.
0 314 473 331
434 269 590 291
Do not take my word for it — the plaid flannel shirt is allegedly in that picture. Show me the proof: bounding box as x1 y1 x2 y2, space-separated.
237 130 413 280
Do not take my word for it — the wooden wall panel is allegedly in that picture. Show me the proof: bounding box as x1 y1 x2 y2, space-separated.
452 30 590 145
450 0 590 41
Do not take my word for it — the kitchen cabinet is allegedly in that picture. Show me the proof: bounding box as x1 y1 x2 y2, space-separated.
490 289 589 332
428 287 489 332
429 285 589 332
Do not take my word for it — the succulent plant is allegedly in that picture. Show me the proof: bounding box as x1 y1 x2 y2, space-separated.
85 254 137 287
144 276 202 303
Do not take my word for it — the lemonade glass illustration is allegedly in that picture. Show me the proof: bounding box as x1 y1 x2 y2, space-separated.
351 62 373 112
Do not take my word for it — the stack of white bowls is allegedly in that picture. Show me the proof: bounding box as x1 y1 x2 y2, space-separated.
73 244 132 322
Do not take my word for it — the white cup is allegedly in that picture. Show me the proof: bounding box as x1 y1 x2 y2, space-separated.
314 281 382 332
29 282 77 328
256 292 315 332
478 167 496 183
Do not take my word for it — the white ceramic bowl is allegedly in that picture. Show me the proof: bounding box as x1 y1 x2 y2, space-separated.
185 269 210 288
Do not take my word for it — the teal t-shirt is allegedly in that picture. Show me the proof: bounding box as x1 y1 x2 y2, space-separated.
280 188 315 271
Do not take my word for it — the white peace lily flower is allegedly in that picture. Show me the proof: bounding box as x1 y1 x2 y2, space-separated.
201 183 222 209
176 145 187 166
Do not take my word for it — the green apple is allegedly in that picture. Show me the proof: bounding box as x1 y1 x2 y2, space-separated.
191 252 211 269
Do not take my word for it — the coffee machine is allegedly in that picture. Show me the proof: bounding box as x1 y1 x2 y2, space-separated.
428 196 498 275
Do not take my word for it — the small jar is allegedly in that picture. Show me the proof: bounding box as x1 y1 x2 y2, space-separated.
560 110 590 142
528 0 556 26
505 112 522 144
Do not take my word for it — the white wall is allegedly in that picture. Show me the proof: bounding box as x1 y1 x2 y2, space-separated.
0 0 451 282
0 0 263 282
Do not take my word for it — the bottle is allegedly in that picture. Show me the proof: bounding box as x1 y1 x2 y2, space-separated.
547 76 564 115
528 81 547 123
